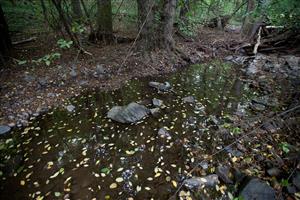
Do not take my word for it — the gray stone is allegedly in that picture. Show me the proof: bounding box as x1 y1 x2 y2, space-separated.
69 68 77 78
250 102 266 112
149 81 172 92
292 171 300 190
182 96 196 104
267 167 281 177
66 105 75 112
240 178 276 200
107 102 149 123
152 98 163 107
24 74 35 82
0 125 11 135
158 127 171 138
38 77 48 87
95 64 106 74
216 165 233 184
150 108 160 115
184 174 219 189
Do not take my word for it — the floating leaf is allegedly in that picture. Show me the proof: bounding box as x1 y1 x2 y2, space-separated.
172 180 178 188
54 192 61 197
116 177 123 183
109 183 117 189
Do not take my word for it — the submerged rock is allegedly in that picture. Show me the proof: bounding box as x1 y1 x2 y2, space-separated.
152 98 164 107
149 81 172 92
107 102 149 123
184 174 219 189
66 105 76 112
182 96 196 104
240 178 276 200
0 125 11 135
150 108 160 116
158 127 171 138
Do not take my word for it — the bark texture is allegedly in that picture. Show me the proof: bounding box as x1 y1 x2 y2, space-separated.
96 0 113 44
0 3 12 65
242 0 256 38
71 0 83 20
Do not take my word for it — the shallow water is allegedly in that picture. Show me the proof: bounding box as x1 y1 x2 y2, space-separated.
0 60 255 199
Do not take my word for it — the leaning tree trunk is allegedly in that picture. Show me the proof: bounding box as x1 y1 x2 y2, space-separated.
160 0 177 51
71 0 82 21
241 0 256 39
0 3 12 66
96 0 113 44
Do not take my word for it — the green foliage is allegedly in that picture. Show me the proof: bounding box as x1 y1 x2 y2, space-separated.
264 0 300 29
280 179 289 187
71 22 85 34
279 142 290 154
32 52 61 66
57 39 73 49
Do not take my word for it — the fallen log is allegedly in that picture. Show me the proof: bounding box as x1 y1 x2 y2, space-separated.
12 37 37 45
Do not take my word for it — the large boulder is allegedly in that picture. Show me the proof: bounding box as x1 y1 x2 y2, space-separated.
240 178 276 200
107 102 150 123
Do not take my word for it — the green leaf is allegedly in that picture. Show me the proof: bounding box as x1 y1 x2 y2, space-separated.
101 167 110 174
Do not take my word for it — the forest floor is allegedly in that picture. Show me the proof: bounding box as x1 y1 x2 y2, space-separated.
0 28 240 127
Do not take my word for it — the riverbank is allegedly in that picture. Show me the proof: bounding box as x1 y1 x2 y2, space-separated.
0 28 239 128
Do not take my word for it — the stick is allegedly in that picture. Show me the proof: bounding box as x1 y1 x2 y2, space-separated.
12 37 37 45
253 27 262 54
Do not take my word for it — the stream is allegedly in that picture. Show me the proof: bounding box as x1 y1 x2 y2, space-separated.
0 60 257 199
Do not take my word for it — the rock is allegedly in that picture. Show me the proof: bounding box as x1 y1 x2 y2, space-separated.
66 105 76 112
150 108 160 116
292 171 300 190
216 165 233 184
240 178 276 200
267 167 281 177
69 68 77 78
182 96 196 104
184 174 219 189
47 93 56 98
0 125 11 135
152 98 163 107
96 64 106 74
107 102 149 123
149 81 172 92
225 146 243 157
199 161 209 170
284 55 300 70
38 77 48 87
287 186 297 194
262 122 278 134
158 127 171 138
250 102 266 112
23 74 35 82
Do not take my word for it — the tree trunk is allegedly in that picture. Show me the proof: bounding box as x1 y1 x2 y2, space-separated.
0 3 12 65
71 0 82 21
160 0 177 51
179 0 190 21
136 0 155 51
242 0 256 38
96 0 113 44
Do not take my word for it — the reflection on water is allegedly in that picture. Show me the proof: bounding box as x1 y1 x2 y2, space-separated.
0 60 253 199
